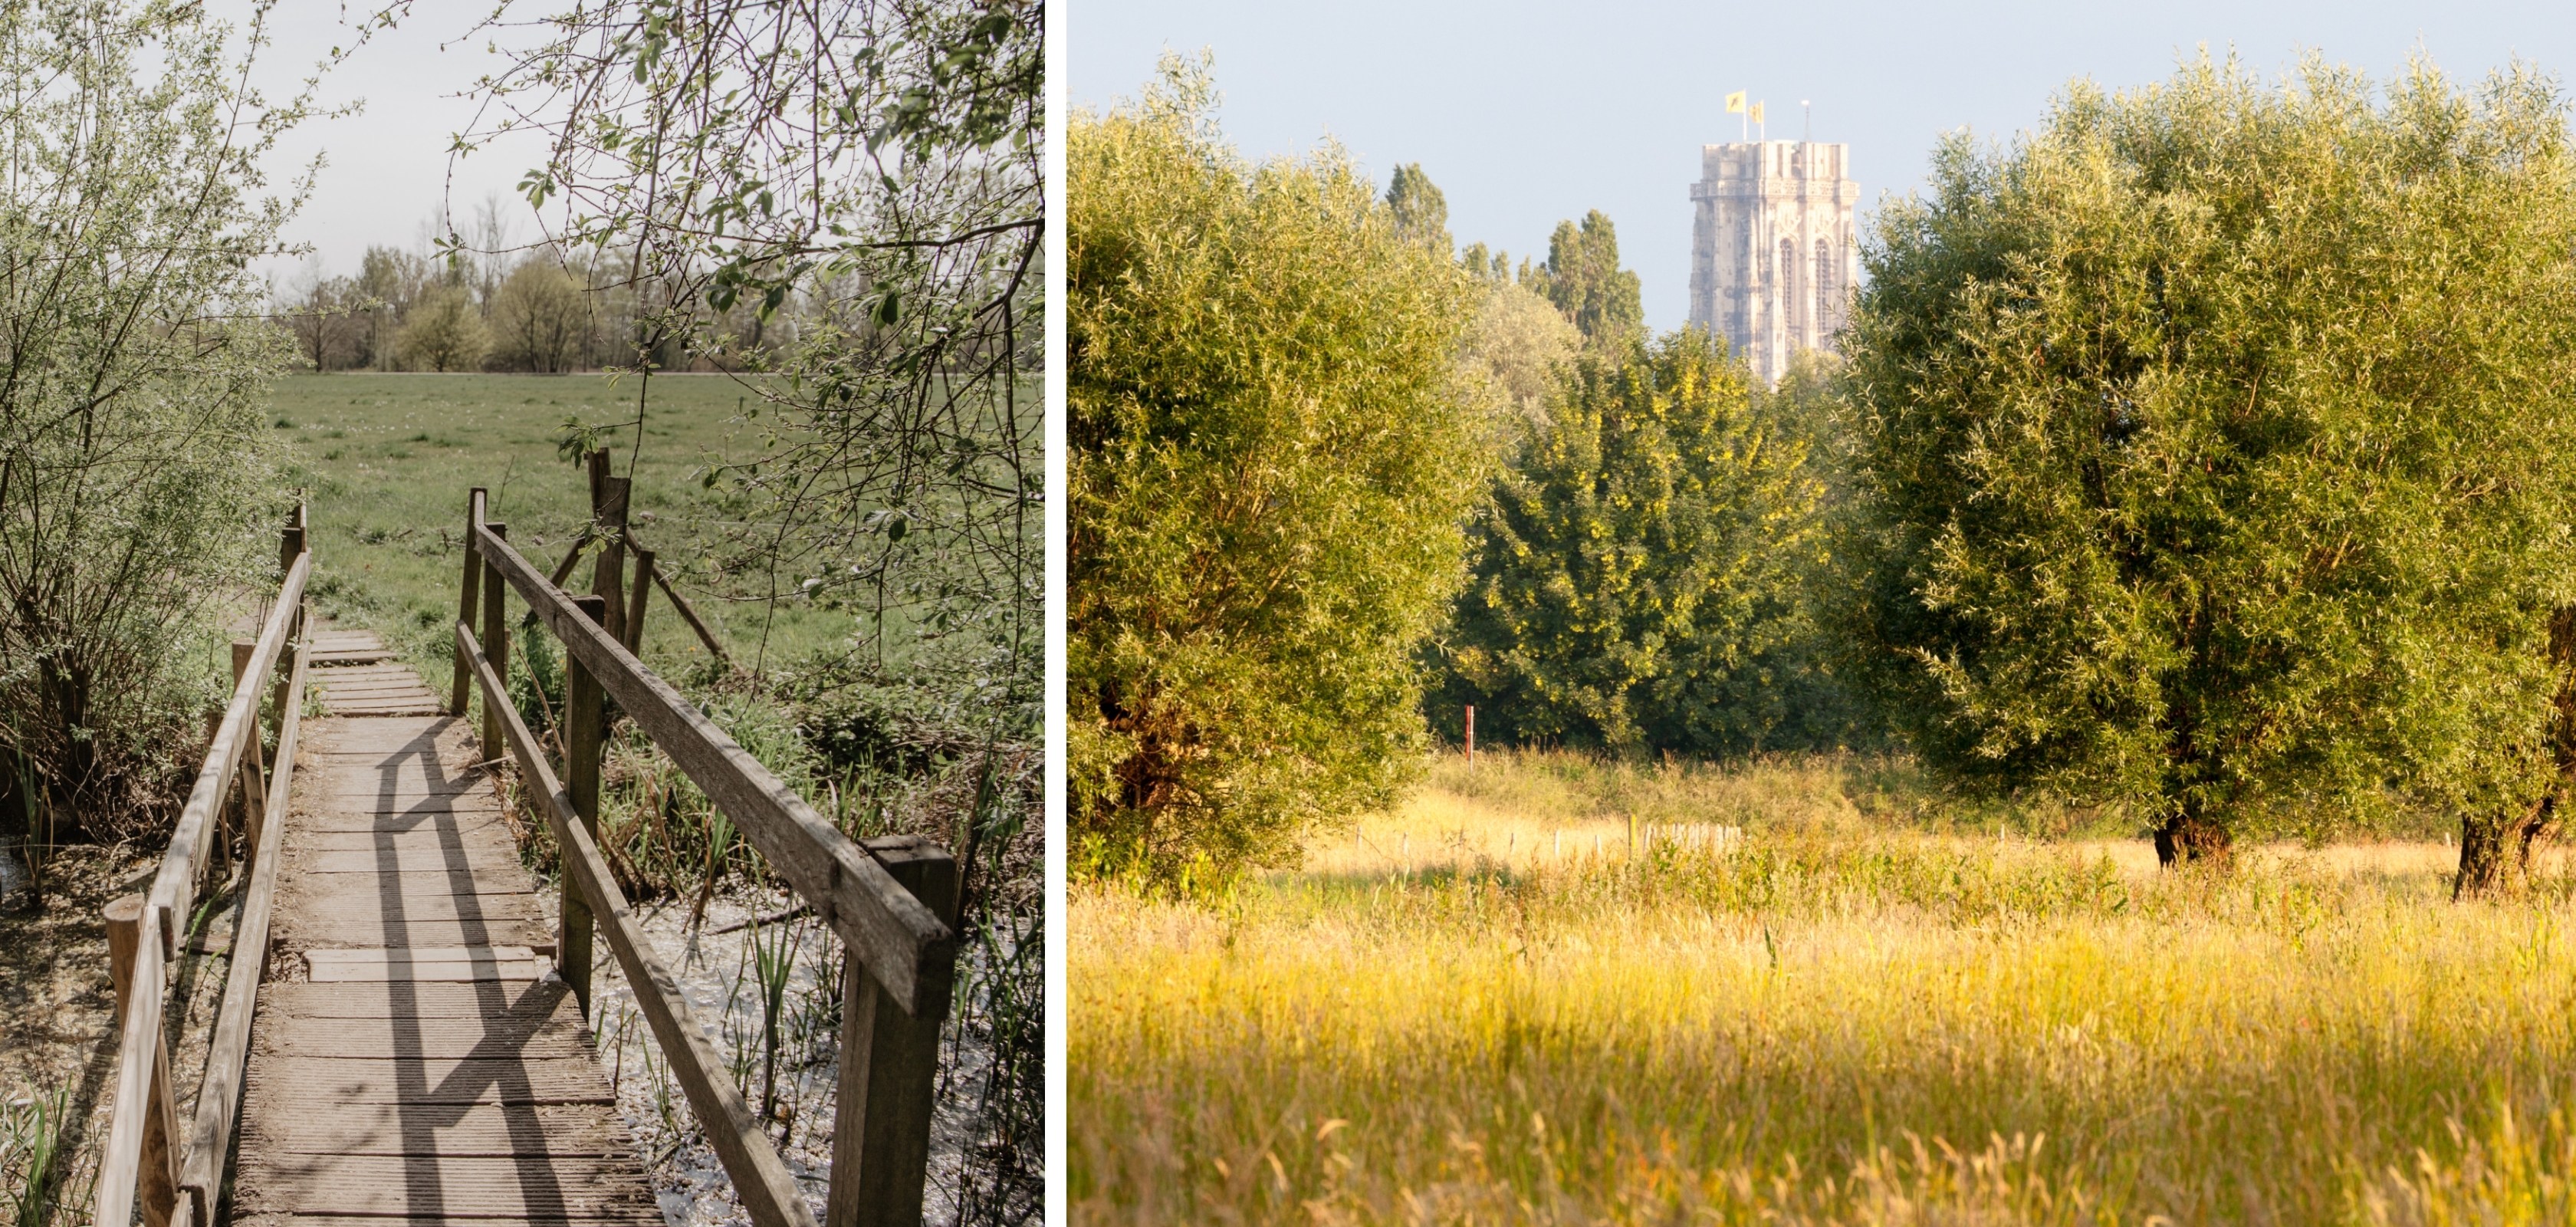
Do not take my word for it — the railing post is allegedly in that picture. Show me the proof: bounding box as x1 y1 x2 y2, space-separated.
560 592 609 1017
624 548 656 654
826 837 956 1227
106 895 182 1227
481 523 509 761
454 488 486 717
229 640 270 866
588 452 631 648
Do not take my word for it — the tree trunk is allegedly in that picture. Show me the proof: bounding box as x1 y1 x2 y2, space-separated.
2459 792 2561 900
2153 807 2233 869
2457 808 2518 899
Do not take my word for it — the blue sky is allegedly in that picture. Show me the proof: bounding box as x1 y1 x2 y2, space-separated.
1073 0 2576 331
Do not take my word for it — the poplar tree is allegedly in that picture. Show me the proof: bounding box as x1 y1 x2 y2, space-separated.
1526 210 1643 346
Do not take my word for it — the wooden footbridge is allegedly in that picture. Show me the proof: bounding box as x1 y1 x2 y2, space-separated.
91 477 960 1227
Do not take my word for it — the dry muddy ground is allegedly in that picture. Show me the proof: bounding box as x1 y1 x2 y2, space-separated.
0 839 248 1227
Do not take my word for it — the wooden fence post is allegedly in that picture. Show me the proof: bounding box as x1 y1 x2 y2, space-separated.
590 458 631 648
279 498 306 577
454 488 485 716
481 524 510 760
229 640 269 865
105 895 182 1227
826 837 956 1227
560 593 609 1017
624 549 655 654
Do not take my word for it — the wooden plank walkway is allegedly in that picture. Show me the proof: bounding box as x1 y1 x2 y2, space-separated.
309 629 443 716
232 643 659 1227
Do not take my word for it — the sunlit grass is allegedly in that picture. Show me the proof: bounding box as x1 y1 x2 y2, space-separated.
1073 753 2576 1224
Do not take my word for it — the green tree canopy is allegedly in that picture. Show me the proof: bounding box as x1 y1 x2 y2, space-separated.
1526 209 1642 347
1435 330 1847 754
399 286 491 372
1385 162 1451 254
1070 58 1490 885
1835 54 2576 871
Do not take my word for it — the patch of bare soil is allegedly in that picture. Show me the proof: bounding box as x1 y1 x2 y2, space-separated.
0 837 255 1227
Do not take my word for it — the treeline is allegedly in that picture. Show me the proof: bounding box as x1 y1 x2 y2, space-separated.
271 229 921 376
1073 52 2576 897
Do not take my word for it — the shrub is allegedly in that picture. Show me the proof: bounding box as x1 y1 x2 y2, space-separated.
0 2 301 861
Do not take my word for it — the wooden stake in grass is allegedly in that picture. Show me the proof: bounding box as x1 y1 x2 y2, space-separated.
1464 705 1474 769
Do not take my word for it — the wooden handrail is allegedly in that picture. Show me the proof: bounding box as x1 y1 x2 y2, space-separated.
179 610 309 1214
468 519 955 1018
462 475 955 1227
457 619 817 1227
97 524 309 1227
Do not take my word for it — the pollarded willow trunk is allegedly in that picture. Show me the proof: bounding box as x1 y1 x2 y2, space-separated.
2153 806 2233 869
2456 805 2524 898
2460 607 2576 899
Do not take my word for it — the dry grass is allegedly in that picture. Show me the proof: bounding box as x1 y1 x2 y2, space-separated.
1072 752 2576 1225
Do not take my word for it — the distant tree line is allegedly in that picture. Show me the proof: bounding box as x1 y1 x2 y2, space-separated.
270 209 951 377
1074 52 2576 897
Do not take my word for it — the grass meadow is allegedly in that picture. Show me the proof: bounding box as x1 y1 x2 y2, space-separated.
1072 749 2576 1225
268 371 859 693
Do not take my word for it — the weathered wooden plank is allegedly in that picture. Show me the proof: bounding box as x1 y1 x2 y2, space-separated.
261 980 577 1020
284 873 545 910
283 918 553 952
316 673 432 686
290 827 519 854
293 801 512 825
292 846 523 876
234 1155 656 1218
305 946 549 982
473 523 952 1016
284 872 540 903
301 781 487 801
245 1056 613 1104
245 1103 632 1157
259 1015 592 1061
301 772 487 794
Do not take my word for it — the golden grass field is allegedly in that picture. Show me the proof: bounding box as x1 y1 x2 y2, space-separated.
1072 750 2576 1225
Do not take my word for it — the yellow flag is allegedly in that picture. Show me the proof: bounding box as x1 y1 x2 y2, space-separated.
1726 90 1746 114
1750 101 1766 124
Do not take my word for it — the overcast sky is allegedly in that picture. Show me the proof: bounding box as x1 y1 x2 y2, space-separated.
228 1 554 288
1072 0 2576 331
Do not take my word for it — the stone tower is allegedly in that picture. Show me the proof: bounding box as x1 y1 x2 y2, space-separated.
1689 141 1858 384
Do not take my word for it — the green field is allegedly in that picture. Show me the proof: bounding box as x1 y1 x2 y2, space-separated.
268 372 861 694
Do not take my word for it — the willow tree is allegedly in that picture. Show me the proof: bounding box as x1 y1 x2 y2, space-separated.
1070 58 1489 883
0 2 317 882
1837 54 2576 877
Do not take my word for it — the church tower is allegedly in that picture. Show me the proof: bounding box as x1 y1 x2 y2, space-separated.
1689 141 1858 384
